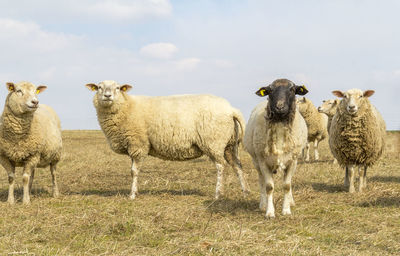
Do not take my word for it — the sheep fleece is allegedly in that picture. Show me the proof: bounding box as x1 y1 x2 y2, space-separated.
94 94 245 161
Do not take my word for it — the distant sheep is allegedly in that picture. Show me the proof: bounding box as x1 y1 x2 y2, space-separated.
0 82 62 204
85 80 249 200
317 99 340 134
244 79 308 217
297 97 328 161
329 89 386 193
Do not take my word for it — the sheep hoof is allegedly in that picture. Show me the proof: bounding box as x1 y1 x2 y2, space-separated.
349 187 355 193
7 198 15 205
259 203 267 211
265 211 275 218
129 193 137 200
282 209 291 215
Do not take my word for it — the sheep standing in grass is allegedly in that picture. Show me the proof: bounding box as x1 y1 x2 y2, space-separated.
85 80 249 200
0 82 62 204
244 79 308 217
297 97 328 162
318 99 340 165
329 89 386 193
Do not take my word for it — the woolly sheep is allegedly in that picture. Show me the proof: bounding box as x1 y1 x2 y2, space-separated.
244 79 308 217
318 99 340 164
329 89 386 193
0 82 62 204
85 80 249 200
297 97 328 162
317 99 340 135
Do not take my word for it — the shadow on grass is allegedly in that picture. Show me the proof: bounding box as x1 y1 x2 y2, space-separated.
358 197 400 208
78 188 206 197
311 182 347 193
0 188 50 202
203 198 259 214
369 175 400 183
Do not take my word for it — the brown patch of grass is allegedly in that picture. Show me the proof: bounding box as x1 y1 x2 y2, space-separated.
0 130 399 255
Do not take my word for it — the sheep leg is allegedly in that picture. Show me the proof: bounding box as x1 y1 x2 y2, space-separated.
344 166 350 187
304 143 310 162
0 157 16 204
314 139 319 161
129 158 140 200
260 163 275 218
358 166 363 192
214 162 224 200
348 165 355 193
362 166 368 189
255 163 267 211
225 146 249 197
29 168 35 194
50 164 60 198
22 166 34 204
282 161 296 215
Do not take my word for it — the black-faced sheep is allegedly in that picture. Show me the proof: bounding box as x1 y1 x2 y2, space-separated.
244 79 308 217
85 80 249 200
0 82 62 204
329 89 386 193
297 97 328 162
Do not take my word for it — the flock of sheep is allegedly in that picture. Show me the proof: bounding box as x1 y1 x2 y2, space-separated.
0 79 386 218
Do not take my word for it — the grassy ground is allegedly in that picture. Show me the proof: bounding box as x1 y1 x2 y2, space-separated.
0 130 399 255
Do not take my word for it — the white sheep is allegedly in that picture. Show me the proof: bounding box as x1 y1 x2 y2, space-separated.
85 80 249 200
318 98 340 164
329 89 386 193
244 79 308 217
297 97 328 162
0 82 62 204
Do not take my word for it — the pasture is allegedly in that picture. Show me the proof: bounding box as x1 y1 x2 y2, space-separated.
0 130 399 255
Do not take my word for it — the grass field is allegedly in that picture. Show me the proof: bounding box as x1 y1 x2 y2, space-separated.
0 130 399 255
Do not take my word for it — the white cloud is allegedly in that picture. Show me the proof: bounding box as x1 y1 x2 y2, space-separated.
140 43 178 59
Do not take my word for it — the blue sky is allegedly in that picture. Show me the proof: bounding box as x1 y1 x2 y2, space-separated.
0 0 399 129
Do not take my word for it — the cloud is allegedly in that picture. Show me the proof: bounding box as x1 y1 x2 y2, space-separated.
140 43 178 59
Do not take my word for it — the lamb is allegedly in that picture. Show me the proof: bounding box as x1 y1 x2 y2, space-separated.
0 82 62 204
297 97 328 162
244 79 308 217
85 80 249 200
329 89 386 193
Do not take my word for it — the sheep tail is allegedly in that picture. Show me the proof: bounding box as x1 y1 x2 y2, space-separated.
232 110 245 151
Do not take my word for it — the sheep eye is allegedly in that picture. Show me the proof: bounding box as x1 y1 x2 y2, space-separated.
16 90 23 96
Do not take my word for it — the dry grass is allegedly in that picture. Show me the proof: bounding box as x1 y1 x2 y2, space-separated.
0 130 399 255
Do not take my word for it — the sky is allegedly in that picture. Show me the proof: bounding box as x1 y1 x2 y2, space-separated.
0 0 399 130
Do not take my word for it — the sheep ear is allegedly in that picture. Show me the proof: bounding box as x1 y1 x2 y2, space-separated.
295 85 308 95
36 86 47 94
120 84 132 92
332 90 344 98
85 83 98 91
334 99 340 105
363 90 375 98
255 86 270 97
6 82 15 92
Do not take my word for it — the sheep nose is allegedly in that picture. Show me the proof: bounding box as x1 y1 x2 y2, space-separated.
317 107 321 111
104 94 111 98
31 99 39 106
348 105 356 110
276 101 285 110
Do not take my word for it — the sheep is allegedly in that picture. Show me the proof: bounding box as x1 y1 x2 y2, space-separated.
297 97 328 162
244 79 308 217
317 99 340 135
318 99 340 165
0 81 62 204
85 80 249 200
329 89 386 193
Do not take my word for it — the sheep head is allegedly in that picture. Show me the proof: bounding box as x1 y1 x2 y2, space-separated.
332 89 374 115
256 79 308 122
5 81 47 116
85 80 132 107
318 99 340 116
